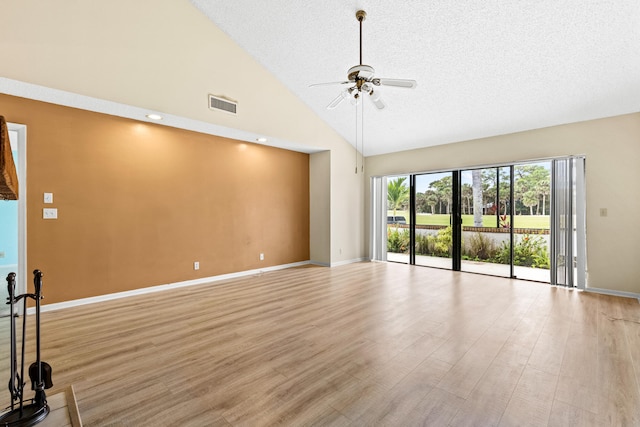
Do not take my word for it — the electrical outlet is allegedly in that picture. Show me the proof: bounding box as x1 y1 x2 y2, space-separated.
194 261 200 270
43 208 58 219
0 251 5 259
259 253 264 261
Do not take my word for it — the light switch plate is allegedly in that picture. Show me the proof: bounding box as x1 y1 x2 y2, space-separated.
43 208 58 219
44 192 53 203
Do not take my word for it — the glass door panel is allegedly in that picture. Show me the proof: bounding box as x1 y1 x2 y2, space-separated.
414 172 453 269
385 175 410 264
513 162 551 282
460 167 512 277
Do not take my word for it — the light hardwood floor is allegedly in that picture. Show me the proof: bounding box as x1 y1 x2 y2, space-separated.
2 262 639 426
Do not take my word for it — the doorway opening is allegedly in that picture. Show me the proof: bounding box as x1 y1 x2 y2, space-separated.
0 124 27 316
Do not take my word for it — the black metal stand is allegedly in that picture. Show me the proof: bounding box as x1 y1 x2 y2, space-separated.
0 403 48 427
0 270 52 427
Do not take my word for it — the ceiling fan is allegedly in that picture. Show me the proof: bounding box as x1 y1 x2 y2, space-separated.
311 10 417 110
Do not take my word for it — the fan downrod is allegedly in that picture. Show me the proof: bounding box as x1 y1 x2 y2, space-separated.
356 10 367 65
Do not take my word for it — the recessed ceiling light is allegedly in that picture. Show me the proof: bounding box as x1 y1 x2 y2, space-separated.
146 114 162 120
256 137 267 143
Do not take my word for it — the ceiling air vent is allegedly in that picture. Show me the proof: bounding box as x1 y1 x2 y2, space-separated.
208 94 237 115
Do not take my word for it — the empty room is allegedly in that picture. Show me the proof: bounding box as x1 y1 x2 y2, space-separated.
1 1 639 426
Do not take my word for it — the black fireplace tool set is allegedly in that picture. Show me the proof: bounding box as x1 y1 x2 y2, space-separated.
0 270 53 427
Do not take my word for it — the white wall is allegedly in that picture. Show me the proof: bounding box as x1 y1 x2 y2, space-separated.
331 147 367 265
366 113 640 294
310 151 331 265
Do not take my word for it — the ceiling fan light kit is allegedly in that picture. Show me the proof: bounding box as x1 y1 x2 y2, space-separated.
310 9 417 111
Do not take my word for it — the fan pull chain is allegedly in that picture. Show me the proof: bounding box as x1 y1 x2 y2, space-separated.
361 99 364 173
355 101 358 174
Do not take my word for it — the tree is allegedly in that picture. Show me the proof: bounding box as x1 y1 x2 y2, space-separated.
514 164 550 215
425 189 438 214
531 167 550 215
514 165 536 215
522 191 538 215
498 168 511 215
537 177 550 215
387 177 409 217
430 176 452 214
482 170 497 215
415 192 428 213
461 183 473 215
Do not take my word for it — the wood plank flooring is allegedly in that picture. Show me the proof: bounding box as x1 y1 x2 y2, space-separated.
1 262 639 426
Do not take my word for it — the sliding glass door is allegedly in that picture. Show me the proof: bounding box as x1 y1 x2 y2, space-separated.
414 172 454 269
512 162 552 281
373 157 585 286
385 175 410 264
460 167 513 278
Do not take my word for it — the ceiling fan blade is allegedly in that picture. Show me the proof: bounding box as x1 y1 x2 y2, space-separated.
327 91 349 109
309 81 350 88
368 90 385 110
372 78 417 89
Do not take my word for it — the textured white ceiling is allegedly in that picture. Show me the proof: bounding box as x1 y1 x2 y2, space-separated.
191 0 640 156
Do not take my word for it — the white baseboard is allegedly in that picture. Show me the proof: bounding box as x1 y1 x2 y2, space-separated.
32 260 312 314
585 287 640 301
309 261 330 267
330 257 368 267
310 258 368 267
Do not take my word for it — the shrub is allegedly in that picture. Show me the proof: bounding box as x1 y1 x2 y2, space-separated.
463 232 498 262
494 234 550 268
415 233 431 255
390 227 549 269
387 227 410 254
415 227 453 258
432 226 453 257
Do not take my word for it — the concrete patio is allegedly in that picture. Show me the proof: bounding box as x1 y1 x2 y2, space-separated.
386 252 550 282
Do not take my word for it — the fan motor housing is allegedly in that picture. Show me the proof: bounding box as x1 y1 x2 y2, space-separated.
348 64 375 81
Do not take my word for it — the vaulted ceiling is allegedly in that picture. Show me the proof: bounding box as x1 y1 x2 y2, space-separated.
2 2 639 158
192 0 640 156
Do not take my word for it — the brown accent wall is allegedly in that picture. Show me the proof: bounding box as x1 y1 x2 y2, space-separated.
0 94 310 304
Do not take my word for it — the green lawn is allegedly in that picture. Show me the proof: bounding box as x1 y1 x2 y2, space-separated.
388 211 550 229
